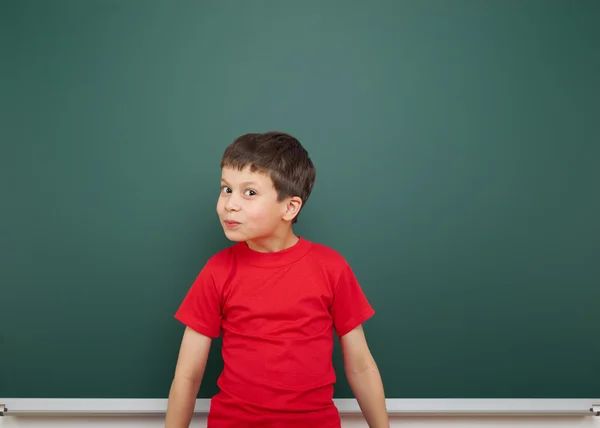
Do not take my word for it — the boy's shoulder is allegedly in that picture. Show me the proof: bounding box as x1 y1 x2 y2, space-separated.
306 240 349 265
202 243 238 269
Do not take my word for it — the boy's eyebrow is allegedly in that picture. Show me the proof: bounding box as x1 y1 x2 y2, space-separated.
221 179 259 187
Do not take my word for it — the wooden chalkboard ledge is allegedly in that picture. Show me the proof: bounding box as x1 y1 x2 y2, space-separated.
1 399 599 417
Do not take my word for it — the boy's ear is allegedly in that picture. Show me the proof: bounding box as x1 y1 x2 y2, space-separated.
282 196 303 222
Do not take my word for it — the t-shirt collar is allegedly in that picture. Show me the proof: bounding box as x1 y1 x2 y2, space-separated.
234 236 312 267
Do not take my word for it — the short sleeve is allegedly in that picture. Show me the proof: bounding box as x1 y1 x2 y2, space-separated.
174 264 222 338
331 261 375 337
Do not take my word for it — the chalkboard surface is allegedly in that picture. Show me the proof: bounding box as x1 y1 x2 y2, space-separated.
1 0 599 399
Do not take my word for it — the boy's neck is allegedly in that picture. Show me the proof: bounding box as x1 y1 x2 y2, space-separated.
245 231 299 253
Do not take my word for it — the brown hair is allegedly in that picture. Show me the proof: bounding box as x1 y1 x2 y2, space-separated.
220 131 316 223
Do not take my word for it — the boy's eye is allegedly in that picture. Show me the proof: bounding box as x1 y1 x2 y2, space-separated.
222 186 231 193
245 189 257 196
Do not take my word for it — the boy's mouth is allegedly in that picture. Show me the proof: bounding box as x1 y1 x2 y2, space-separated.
224 220 241 229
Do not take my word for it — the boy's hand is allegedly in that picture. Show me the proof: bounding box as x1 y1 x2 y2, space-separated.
340 325 389 428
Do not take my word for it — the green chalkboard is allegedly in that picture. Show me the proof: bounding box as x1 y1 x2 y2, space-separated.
1 0 599 400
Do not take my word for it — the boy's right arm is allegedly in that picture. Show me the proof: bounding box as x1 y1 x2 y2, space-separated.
165 327 212 428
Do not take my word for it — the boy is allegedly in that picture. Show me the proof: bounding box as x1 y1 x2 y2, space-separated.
165 132 388 427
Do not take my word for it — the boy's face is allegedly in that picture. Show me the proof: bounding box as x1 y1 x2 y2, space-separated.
217 165 297 245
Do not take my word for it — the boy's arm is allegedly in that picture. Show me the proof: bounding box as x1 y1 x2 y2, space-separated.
340 325 389 428
165 327 212 428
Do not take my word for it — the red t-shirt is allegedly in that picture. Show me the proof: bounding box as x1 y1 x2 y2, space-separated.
174 237 375 427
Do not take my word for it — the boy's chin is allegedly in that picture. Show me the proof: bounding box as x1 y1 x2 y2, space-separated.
222 229 245 242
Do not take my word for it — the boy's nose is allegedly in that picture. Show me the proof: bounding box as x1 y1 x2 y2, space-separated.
225 196 241 212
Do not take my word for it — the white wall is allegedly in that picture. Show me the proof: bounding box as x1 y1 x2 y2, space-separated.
2 415 599 427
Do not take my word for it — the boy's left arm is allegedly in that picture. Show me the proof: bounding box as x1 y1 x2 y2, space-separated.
340 325 389 428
